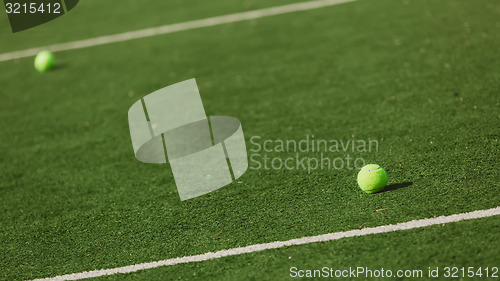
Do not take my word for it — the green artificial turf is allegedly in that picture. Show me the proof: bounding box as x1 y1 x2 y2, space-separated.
0 0 310 53
1 0 499 280
94 216 500 281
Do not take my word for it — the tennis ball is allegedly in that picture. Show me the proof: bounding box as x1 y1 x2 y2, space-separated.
357 164 387 193
34 51 55 73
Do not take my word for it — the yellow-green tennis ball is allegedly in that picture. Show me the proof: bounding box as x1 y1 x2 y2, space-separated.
357 164 387 193
34 51 55 73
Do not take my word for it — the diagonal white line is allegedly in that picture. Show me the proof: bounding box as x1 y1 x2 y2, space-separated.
31 206 500 281
0 0 355 62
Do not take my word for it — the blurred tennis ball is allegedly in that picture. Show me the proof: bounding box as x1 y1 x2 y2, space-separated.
357 164 387 193
34 50 55 73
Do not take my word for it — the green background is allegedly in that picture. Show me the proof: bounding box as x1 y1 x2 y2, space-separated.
0 0 499 280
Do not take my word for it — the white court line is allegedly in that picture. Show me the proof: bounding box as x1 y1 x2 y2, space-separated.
31 206 500 281
0 0 354 62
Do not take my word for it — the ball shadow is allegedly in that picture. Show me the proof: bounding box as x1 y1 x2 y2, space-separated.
50 63 68 71
379 181 413 193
